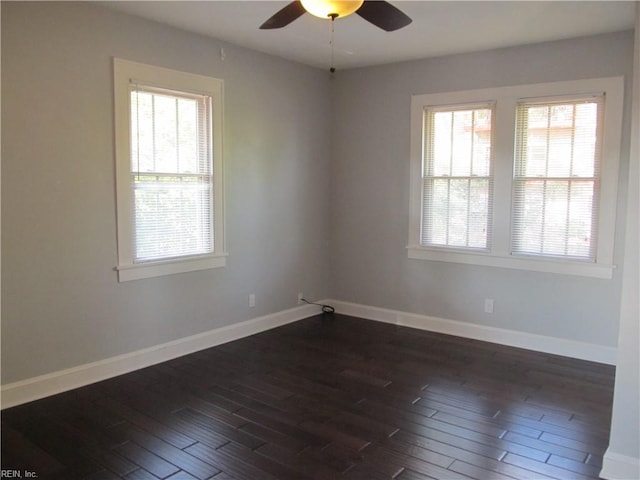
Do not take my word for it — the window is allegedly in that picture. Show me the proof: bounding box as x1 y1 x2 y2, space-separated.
512 98 602 260
114 59 225 281
409 77 623 279
422 104 494 250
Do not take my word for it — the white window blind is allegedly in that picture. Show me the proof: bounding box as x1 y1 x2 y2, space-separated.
421 105 493 250
512 97 603 260
130 84 214 263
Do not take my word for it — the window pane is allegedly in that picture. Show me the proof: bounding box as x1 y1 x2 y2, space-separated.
468 179 490 248
472 109 492 176
432 112 452 176
567 181 595 257
547 110 573 177
448 178 470 246
573 103 598 177
450 110 472 177
513 180 544 254
422 178 490 249
130 91 155 173
541 180 570 255
523 106 548 177
177 98 198 174
134 176 213 262
425 178 449 245
153 94 178 173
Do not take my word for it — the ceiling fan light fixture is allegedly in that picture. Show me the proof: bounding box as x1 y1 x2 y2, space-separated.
300 0 364 19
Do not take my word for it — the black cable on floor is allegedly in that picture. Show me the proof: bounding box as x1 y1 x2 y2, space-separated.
301 298 335 314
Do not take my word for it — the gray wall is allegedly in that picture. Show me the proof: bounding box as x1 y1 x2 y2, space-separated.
1 2 332 383
329 31 634 347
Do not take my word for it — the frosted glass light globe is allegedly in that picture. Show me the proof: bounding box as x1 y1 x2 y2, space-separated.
300 0 364 19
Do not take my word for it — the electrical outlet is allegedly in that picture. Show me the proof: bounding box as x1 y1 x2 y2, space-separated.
484 298 494 314
249 294 256 308
298 292 304 305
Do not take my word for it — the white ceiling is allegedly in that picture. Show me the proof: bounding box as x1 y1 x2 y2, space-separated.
101 1 636 70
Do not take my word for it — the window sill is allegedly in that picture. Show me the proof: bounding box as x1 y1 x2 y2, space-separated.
116 253 227 282
407 246 614 279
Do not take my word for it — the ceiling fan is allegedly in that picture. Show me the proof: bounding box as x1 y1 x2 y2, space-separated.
260 0 412 32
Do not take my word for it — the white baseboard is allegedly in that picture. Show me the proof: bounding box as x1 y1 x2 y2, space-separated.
328 300 617 365
1 303 323 409
600 448 640 480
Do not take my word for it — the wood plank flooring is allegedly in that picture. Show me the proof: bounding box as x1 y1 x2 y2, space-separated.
1 314 615 479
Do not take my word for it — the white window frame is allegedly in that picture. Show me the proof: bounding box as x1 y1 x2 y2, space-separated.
408 77 624 279
114 58 226 282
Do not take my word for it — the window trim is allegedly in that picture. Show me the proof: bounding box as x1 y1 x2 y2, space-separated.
408 77 624 279
114 58 226 282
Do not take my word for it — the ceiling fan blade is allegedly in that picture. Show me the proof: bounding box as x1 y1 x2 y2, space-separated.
356 1 412 31
260 1 306 29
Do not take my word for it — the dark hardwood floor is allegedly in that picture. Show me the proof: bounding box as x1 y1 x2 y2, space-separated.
2 314 615 480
